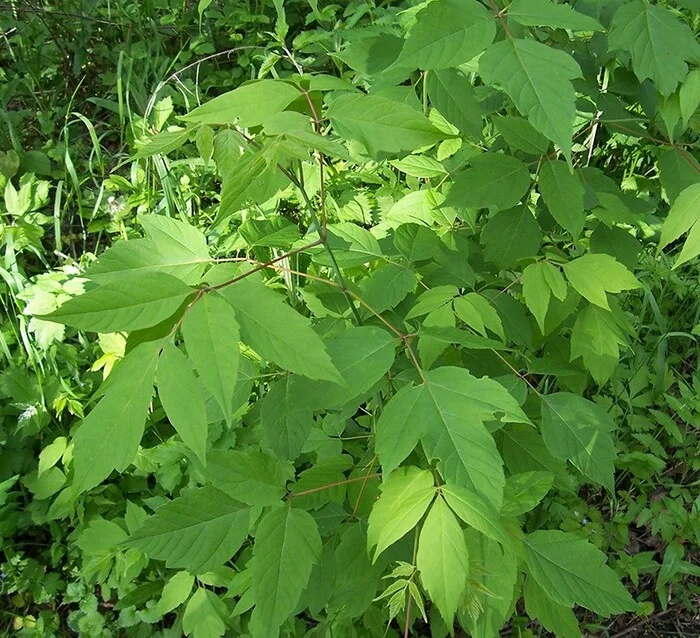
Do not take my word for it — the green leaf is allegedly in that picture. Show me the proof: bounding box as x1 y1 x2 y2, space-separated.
367 467 436 561
361 264 417 314
480 39 582 162
250 507 322 633
562 254 640 310
416 496 469 626
657 148 700 205
390 156 446 179
157 571 194 615
444 153 531 211
658 183 700 268
540 392 617 490
481 206 542 269
494 115 550 155
204 449 292 506
523 530 636 615
501 471 554 517
124 485 249 574
508 0 603 31
140 214 208 263
182 588 227 638
392 0 495 71
182 292 240 424
680 68 700 127
156 342 208 463
72 341 160 494
212 270 341 382
427 69 483 139
183 79 300 126
608 0 700 97
41 272 193 333
538 160 586 238
327 93 448 159
239 217 302 249
261 376 314 461
375 367 530 507
312 222 383 268
524 577 582 638
590 224 642 271
453 293 504 340
521 262 567 333
441 483 512 548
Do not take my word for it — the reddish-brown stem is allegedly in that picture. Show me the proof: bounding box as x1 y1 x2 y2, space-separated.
287 473 381 499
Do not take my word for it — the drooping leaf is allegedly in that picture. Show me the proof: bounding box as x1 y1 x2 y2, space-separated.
124 485 249 574
183 79 300 126
182 588 227 638
501 471 554 517
657 148 700 205
481 206 542 269
41 272 193 333
367 467 436 561
250 507 322 633
523 530 636 615
540 392 617 490
658 183 700 268
327 93 448 159
480 39 582 161
521 262 567 333
181 292 240 424
156 342 208 464
72 341 161 494
494 115 550 155
444 153 531 211
427 68 483 139
562 254 640 309
538 160 586 238
211 269 341 382
392 0 495 71
524 577 582 638
508 0 603 31
416 496 469 627
608 0 700 97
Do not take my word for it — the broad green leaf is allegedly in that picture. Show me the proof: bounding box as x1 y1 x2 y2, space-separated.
261 376 314 461
508 0 603 31
562 254 640 309
494 115 550 155
427 68 483 139
444 153 530 211
183 79 300 126
72 341 160 494
375 367 530 507
521 262 566 333
523 530 636 614
390 156 446 179
657 148 700 205
289 455 353 510
416 496 469 626
501 471 554 517
590 224 642 271
157 571 194 615
250 507 322 633
212 269 341 382
680 68 700 126
441 483 512 548
135 127 192 158
41 272 193 333
570 304 627 385
182 588 227 638
361 264 417 314
540 392 617 490
658 183 700 268
156 342 208 463
453 293 504 340
367 467 436 561
481 206 542 269
538 160 586 238
239 217 302 249
312 222 383 268
124 485 249 574
480 39 582 162
38 436 67 477
86 238 209 286
327 93 448 159
608 0 700 97
204 449 293 506
392 0 495 71
140 214 208 263
524 577 582 638
182 292 240 424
